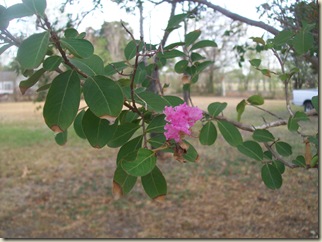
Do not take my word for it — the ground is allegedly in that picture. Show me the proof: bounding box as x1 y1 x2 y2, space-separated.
0 97 319 238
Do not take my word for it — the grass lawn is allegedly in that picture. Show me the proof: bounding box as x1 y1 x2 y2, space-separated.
0 97 319 238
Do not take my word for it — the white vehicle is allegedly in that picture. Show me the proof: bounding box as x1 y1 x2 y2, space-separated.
292 88 318 112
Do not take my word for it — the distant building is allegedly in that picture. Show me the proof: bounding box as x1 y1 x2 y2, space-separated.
0 71 17 95
0 71 33 101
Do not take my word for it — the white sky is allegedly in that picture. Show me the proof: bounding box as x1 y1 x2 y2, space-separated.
0 0 270 64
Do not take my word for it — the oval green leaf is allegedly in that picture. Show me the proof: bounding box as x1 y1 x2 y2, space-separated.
261 164 283 189
237 140 263 161
43 70 80 132
146 114 166 133
19 68 46 95
83 75 124 118
113 166 137 196
217 120 243 147
122 148 156 177
199 121 217 146
82 109 115 148
22 0 46 17
70 55 104 76
252 129 275 142
142 166 167 199
43 56 62 71
190 40 217 51
247 95 264 105
116 135 143 165
73 110 86 139
60 38 94 58
208 102 227 117
275 141 292 157
107 123 140 148
236 99 247 121
17 31 50 69
55 130 68 146
174 60 189 74
185 30 201 47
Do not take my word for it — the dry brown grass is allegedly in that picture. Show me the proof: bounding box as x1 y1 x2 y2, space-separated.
0 98 319 238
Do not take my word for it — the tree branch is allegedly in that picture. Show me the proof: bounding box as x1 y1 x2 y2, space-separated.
184 0 280 35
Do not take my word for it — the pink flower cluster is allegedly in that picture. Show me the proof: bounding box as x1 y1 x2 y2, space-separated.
163 102 203 142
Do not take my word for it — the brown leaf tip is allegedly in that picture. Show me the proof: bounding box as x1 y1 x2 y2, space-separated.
51 125 63 133
112 181 123 200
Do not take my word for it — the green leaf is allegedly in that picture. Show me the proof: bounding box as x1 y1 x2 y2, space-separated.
165 13 187 32
158 49 186 59
113 166 137 196
252 129 275 142
82 109 115 148
146 115 166 133
148 134 166 149
249 59 261 68
292 30 314 55
237 140 263 161
36 83 51 92
199 121 217 146
190 40 217 51
83 75 124 118
43 56 62 71
19 68 46 95
73 110 86 139
4 3 33 21
217 120 243 147
293 111 309 122
310 154 318 168
122 148 156 177
107 123 140 148
43 70 80 132
183 140 199 162
70 55 104 76
60 38 94 58
0 5 9 29
136 91 169 113
104 61 128 76
261 164 282 189
174 60 189 74
134 69 147 84
17 31 50 69
208 102 227 117
162 95 184 107
22 0 46 17
191 52 205 62
292 155 306 168
260 69 271 77
273 30 293 46
185 30 201 46
247 95 264 105
250 37 266 45
275 141 292 157
124 40 143 60
287 116 299 132
119 110 139 124
55 130 67 146
263 150 273 160
194 61 213 74
236 99 247 121
116 135 143 165
272 160 285 174
312 96 318 113
142 166 167 199
64 28 79 38
164 42 185 50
